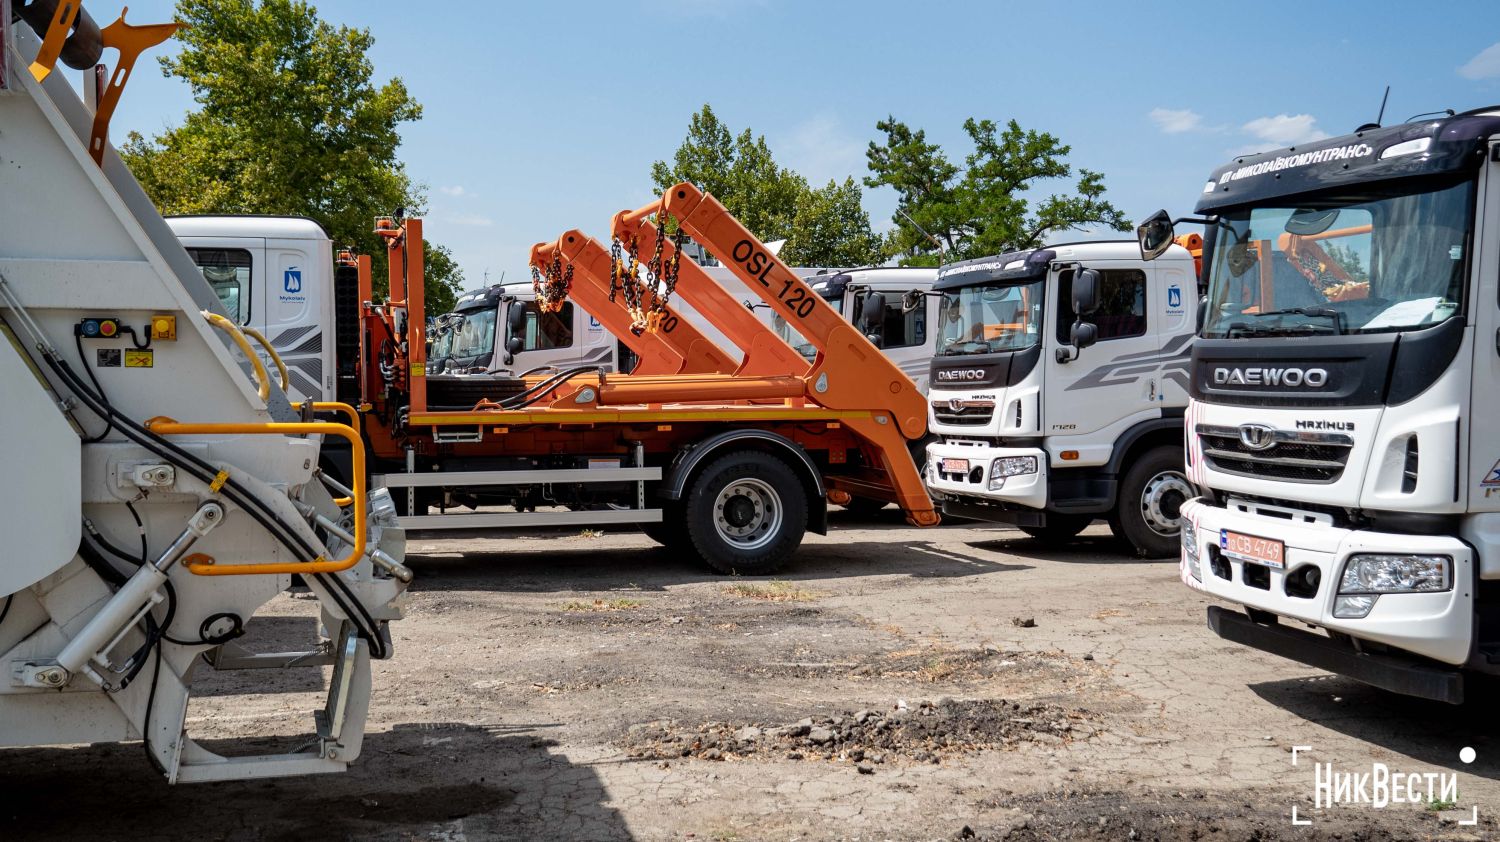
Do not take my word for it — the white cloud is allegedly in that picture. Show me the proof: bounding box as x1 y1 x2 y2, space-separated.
1149 107 1203 134
438 185 468 197
1459 41 1500 80
1241 113 1329 146
777 115 865 185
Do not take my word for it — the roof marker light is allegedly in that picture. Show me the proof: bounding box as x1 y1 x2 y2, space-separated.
1380 137 1431 160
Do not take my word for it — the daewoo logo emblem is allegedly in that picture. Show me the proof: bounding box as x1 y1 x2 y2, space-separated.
948 398 964 412
1238 424 1277 451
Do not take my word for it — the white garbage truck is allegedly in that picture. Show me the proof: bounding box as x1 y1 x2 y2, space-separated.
1143 105 1500 703
0 6 409 780
922 240 1201 556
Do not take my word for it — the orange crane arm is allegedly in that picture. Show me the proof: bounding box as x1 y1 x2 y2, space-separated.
656 182 927 441
550 230 738 375
611 211 810 378
529 240 688 376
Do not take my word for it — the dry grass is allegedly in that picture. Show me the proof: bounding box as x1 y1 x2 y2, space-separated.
720 579 817 602
577 529 603 539
561 597 643 612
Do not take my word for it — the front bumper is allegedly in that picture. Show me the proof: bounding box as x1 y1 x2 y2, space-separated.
1182 498 1473 666
924 440 1047 511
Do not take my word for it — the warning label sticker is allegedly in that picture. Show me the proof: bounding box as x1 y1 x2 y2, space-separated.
124 349 154 368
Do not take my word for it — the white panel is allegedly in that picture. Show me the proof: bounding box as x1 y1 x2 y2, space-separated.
0 337 80 593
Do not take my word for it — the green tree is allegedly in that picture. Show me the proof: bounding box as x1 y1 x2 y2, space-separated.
650 105 882 266
866 116 1130 265
121 0 462 308
783 178 883 267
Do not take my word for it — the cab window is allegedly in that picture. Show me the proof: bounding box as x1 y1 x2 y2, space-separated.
185 248 252 323
856 290 927 349
517 302 574 351
1056 268 1147 342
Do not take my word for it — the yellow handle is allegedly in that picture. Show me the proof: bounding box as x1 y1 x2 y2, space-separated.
203 312 271 402
145 419 366 576
239 324 289 393
292 400 362 432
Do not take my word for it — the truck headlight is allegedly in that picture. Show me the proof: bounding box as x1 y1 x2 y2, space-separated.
987 456 1038 490
1338 554 1451 595
1181 518 1201 581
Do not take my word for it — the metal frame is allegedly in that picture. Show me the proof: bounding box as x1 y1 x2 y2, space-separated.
376 466 664 530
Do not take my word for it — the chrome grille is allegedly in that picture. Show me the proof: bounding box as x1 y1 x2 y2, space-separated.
1197 424 1353 484
932 399 995 426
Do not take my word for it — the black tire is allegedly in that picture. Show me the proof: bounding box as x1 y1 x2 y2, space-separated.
1018 514 1092 542
683 450 808 575
1110 445 1190 558
640 500 690 550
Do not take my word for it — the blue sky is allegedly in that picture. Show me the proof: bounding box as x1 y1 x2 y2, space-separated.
100 0 1500 287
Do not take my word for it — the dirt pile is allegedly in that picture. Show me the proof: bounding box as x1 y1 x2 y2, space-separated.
621 697 1093 767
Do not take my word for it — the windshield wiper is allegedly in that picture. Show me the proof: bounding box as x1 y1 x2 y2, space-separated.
1240 306 1345 334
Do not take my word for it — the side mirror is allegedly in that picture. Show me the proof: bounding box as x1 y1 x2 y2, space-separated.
1070 321 1098 349
1137 209 1175 261
866 333 885 349
860 292 887 330
506 303 527 336
506 335 524 356
1073 268 1101 316
901 289 924 313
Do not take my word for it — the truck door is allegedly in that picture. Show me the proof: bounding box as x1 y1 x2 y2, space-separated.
1045 263 1162 459
1468 141 1500 516
852 286 930 392
503 300 584 375
179 238 265 328
257 238 332 402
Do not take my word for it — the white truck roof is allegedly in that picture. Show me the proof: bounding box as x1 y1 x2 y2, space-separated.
165 215 330 240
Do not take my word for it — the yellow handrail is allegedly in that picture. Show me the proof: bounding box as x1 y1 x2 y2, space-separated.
239 324 289 393
203 312 271 402
144 418 366 576
293 400 362 432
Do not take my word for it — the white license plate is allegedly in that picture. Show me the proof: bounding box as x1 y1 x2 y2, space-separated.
1220 529 1285 569
941 457 969 474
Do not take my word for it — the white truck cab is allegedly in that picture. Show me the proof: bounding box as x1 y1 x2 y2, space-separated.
431 282 617 378
166 215 335 403
924 241 1199 556
1148 106 1500 704
774 267 938 391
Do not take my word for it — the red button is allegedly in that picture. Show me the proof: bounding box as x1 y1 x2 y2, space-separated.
99 320 118 337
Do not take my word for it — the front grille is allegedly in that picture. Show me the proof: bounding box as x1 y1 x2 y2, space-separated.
1198 424 1353 484
933 400 995 426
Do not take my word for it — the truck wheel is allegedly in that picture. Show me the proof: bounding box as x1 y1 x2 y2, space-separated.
683 450 808 575
640 501 690 550
1111 445 1190 558
1018 515 1092 542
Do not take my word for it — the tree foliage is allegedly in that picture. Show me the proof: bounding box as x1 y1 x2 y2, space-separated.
866 116 1130 265
121 0 462 307
651 105 882 268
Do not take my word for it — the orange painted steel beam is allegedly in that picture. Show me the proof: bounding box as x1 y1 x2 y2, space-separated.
550 230 738 375
611 212 809 378
529 239 687 376
655 182 936 525
593 373 804 406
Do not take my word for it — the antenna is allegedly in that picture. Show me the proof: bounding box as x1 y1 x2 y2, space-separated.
896 208 946 267
1375 86 1390 127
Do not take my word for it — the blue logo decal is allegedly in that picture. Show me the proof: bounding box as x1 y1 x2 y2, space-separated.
284 268 302 294
1168 285 1182 308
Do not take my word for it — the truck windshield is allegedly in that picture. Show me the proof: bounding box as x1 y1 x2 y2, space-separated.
451 309 496 359
937 280 1043 355
1202 178 1472 338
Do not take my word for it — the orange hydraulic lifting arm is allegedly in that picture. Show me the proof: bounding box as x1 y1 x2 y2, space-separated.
548 230 739 376
611 211 810 378
528 239 689 376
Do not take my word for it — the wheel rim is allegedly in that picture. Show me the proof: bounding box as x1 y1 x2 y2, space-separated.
713 477 782 551
1140 470 1191 537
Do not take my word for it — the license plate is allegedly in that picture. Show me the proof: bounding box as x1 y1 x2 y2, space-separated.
1220 530 1285 569
941 457 969 474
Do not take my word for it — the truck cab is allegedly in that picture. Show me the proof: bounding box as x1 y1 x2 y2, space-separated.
433 282 619 377
773 267 938 392
1151 106 1500 703
923 241 1198 556
165 215 336 403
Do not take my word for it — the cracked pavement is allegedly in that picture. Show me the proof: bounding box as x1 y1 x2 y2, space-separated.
3 514 1496 840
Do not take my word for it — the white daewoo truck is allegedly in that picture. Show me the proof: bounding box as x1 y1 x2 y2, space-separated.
1142 106 1500 704
922 240 1200 556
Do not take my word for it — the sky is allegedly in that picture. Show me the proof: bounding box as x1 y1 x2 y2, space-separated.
93 0 1500 288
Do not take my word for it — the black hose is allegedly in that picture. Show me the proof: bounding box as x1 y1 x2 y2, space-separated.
42 352 387 657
